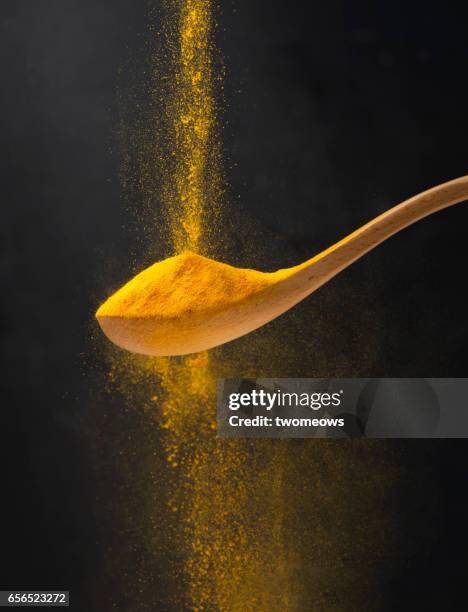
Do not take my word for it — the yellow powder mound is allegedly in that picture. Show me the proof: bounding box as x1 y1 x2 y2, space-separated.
95 252 283 356
96 251 273 320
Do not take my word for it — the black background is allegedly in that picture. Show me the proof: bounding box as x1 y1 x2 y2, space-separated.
1 1 468 610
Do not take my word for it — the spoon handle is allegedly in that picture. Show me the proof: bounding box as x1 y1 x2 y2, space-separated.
291 175 468 292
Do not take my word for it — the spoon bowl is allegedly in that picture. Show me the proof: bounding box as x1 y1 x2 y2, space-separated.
97 176 468 356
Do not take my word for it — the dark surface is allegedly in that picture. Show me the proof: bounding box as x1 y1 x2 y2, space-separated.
1 0 468 609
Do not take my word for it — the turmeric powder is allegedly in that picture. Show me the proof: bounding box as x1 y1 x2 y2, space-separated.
96 250 278 356
170 0 216 252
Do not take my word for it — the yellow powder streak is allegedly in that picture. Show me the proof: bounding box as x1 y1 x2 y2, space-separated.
172 0 213 252
154 1 298 609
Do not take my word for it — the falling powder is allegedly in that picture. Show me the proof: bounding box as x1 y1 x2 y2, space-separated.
111 0 305 607
168 0 219 253
143 2 300 606
93 0 415 609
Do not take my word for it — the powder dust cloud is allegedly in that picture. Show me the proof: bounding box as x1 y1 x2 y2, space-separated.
89 1 439 610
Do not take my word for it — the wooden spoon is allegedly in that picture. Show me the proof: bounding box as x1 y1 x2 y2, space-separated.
96 176 468 356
